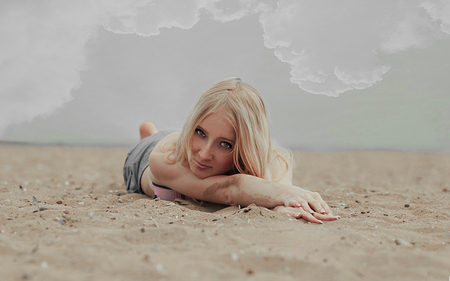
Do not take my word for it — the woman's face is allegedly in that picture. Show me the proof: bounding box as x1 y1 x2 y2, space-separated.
190 109 236 179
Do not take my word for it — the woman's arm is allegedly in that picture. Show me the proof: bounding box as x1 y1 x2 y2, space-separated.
150 147 329 207
268 150 339 223
149 141 338 223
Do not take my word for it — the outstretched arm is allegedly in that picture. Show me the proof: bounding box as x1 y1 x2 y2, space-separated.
202 174 338 224
149 142 339 223
267 151 340 223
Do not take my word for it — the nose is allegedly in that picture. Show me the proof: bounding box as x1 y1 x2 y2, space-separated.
198 143 213 161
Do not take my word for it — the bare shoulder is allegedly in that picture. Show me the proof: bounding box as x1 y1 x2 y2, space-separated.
148 132 183 183
153 132 179 153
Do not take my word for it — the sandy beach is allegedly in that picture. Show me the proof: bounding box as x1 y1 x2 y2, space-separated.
0 143 449 281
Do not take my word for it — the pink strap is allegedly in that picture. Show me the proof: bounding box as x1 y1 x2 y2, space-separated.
152 184 182 201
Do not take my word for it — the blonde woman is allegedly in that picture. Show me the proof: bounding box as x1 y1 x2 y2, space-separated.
123 78 339 224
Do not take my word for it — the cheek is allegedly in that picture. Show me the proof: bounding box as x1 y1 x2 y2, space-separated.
190 136 199 152
221 153 234 170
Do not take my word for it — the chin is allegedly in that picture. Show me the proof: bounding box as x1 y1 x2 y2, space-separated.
189 162 210 179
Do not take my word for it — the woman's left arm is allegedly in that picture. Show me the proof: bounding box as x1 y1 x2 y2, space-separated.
268 151 340 223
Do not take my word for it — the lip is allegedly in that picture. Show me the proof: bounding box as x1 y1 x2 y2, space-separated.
194 160 211 170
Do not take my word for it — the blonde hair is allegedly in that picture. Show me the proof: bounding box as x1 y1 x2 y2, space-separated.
176 78 292 180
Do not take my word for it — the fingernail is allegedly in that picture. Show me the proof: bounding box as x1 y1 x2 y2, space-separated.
321 210 325 214
337 216 341 220
318 220 323 224
294 213 301 218
310 210 314 214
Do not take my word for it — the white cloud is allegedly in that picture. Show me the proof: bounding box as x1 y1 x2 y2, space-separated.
1 0 449 136
102 0 206 36
0 0 208 135
421 0 450 34
0 0 100 134
258 0 449 96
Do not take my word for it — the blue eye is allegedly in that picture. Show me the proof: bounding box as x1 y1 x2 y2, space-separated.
221 142 232 149
195 129 205 137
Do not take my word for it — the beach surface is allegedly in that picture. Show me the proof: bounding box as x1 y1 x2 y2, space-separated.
0 143 449 281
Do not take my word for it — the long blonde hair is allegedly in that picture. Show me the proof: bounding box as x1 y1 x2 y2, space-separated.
176 78 292 180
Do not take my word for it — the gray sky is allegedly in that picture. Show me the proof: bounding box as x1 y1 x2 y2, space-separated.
1 0 449 152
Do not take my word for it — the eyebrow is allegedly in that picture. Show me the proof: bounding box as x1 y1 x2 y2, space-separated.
197 125 235 143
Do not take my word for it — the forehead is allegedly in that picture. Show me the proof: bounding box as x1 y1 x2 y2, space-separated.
199 110 236 141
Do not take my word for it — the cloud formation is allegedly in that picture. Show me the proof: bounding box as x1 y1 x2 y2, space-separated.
102 0 206 36
257 0 449 96
0 0 99 134
1 0 449 136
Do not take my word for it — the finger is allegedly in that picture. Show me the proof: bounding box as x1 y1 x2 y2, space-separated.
307 199 325 214
320 201 333 215
274 206 299 218
295 208 323 224
314 195 333 214
310 192 331 214
313 212 340 221
286 199 301 208
299 200 314 214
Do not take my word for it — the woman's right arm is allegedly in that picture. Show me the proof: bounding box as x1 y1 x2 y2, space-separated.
148 139 338 223
150 148 334 215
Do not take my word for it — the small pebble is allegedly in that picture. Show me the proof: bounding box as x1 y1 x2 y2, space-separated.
41 261 48 269
231 253 239 261
87 212 93 218
156 264 166 275
118 199 123 203
394 238 412 247
344 206 350 209
140 228 145 233
404 204 410 207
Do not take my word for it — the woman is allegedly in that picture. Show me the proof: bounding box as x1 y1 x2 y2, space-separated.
123 78 339 224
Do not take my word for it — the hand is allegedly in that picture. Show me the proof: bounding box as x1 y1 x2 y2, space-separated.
282 188 333 215
273 205 340 224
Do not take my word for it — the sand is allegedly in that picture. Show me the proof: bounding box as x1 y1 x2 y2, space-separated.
0 143 449 281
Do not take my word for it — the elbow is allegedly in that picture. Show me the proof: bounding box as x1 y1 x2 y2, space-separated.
223 189 239 206
224 194 235 206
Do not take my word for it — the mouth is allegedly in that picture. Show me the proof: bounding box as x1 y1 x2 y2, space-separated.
194 160 211 170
